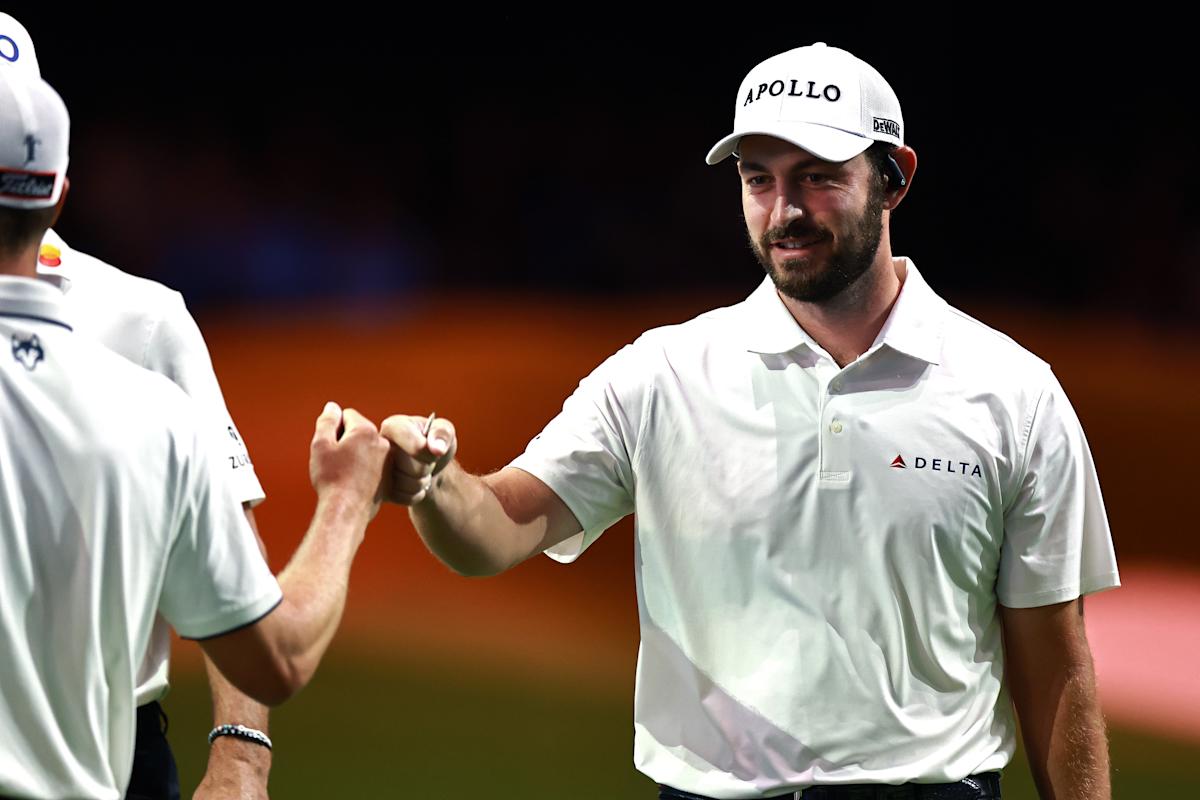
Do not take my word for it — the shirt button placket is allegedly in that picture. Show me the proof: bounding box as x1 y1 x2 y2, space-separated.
819 373 852 486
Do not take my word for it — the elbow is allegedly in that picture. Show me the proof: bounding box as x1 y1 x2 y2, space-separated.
445 560 505 579
441 548 515 578
247 657 313 707
222 649 313 707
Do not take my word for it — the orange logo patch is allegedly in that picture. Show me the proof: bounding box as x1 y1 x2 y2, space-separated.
38 244 62 268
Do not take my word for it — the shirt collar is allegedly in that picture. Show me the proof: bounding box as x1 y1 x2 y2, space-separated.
871 258 944 365
741 256 944 365
0 275 73 331
741 276 825 355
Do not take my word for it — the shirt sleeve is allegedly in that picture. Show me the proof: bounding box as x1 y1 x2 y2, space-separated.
144 291 266 507
998 373 1120 608
158 422 282 640
507 342 648 563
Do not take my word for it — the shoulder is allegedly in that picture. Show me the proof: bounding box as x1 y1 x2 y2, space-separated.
45 231 200 368
65 332 198 431
47 230 186 310
14 329 202 491
936 301 1053 390
46 231 190 336
620 297 747 364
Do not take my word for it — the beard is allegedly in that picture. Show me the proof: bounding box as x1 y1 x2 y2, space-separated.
749 186 885 303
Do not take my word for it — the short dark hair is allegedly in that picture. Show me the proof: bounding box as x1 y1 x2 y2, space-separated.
0 206 57 257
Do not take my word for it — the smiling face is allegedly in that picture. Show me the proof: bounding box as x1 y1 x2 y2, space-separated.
738 135 887 303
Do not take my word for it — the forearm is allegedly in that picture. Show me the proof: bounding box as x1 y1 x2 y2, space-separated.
1021 659 1111 800
200 655 271 787
200 504 272 786
410 462 546 577
269 490 370 686
1003 599 1111 800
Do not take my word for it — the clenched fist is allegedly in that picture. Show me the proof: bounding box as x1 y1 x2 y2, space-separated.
309 402 391 519
380 414 458 505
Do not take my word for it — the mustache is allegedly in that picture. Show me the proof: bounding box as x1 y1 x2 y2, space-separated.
762 218 828 245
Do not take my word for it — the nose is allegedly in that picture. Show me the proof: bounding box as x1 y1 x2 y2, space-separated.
769 188 805 230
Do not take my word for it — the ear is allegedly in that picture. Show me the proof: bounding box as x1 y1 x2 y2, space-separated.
884 146 917 211
48 177 69 228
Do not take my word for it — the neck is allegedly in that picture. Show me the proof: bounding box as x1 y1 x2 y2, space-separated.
777 247 906 369
0 241 41 279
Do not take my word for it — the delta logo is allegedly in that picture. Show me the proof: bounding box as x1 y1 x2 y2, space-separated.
889 453 982 478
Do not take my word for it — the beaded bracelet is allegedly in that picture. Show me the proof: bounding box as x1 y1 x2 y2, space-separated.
208 724 273 751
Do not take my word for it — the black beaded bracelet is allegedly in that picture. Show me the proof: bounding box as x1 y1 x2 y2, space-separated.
208 724 272 750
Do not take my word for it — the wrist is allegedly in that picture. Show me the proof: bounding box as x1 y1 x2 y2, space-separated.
206 728 272 784
315 487 374 526
417 459 458 503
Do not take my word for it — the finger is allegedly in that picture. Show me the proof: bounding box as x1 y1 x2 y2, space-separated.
390 446 434 479
341 407 378 436
380 414 438 463
312 401 343 445
426 418 457 457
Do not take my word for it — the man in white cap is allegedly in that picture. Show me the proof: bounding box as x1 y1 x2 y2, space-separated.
0 66 392 800
381 43 1120 799
0 13 277 799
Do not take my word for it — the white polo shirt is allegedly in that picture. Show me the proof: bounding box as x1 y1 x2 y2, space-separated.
0 276 282 800
37 229 265 704
510 258 1120 799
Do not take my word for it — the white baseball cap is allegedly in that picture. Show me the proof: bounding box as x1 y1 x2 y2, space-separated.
0 13 41 78
0 67 68 209
706 42 903 165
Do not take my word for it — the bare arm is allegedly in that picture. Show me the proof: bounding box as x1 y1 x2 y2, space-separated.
195 506 271 799
380 415 582 577
198 403 389 706
1000 598 1111 800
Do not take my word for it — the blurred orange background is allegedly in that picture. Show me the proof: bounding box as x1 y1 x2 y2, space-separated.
168 294 1200 749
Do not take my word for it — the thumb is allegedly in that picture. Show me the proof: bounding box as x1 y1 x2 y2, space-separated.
313 401 343 443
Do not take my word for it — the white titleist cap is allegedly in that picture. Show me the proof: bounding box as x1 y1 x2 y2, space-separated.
706 42 903 165
0 13 41 78
0 67 68 209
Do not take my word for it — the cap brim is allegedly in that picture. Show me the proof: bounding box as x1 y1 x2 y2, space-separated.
705 122 874 165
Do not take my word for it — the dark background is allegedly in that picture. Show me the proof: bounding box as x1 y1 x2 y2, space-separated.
13 8 1197 322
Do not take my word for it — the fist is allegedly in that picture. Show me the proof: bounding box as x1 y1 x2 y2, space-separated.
309 402 391 517
379 413 458 505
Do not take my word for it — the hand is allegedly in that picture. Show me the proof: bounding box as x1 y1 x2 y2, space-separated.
308 402 391 518
379 413 458 505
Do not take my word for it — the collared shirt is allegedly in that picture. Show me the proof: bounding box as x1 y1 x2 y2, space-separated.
510 258 1119 799
0 276 281 800
37 229 265 703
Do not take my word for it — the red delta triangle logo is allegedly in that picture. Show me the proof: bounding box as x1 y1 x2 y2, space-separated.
888 452 982 478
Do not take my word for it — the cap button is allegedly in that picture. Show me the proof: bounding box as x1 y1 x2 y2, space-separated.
812 42 827 47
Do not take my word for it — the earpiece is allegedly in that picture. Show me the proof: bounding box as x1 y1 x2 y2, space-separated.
885 153 906 188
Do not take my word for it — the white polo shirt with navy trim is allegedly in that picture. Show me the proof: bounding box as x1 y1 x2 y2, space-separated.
37 229 265 704
509 258 1120 799
0 276 281 800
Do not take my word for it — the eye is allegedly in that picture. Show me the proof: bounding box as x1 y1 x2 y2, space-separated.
799 172 831 184
744 174 771 187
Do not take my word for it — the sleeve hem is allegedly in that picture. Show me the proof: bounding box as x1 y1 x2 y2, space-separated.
175 587 283 640
506 461 606 563
998 572 1121 608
